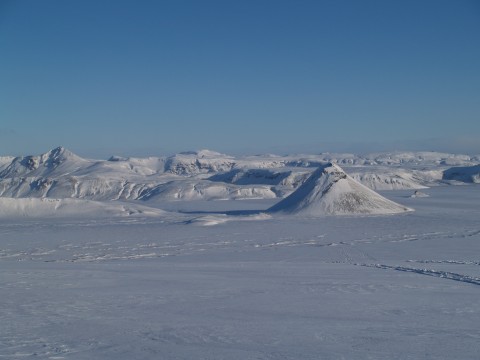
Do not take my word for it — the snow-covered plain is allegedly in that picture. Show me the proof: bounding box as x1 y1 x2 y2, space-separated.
1 148 480 359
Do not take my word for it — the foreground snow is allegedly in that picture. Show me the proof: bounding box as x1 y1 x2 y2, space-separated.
0 197 169 218
1 185 479 359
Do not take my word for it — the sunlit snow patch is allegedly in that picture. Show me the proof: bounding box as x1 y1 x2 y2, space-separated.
187 213 271 226
0 197 168 218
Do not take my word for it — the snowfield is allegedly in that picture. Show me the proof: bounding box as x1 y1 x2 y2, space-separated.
1 148 480 359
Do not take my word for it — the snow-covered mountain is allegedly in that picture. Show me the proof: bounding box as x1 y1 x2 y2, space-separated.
349 171 429 190
268 163 412 216
0 147 478 204
443 165 480 183
0 147 282 201
0 147 88 178
164 150 235 175
138 180 277 202
0 156 15 171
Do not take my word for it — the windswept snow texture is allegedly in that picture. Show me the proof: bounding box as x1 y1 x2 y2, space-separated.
268 163 412 215
1 185 480 359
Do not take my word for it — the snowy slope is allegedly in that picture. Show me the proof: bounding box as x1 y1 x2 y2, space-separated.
269 163 412 215
139 180 278 202
348 168 434 190
0 156 14 171
0 147 173 201
209 168 311 188
0 197 168 218
164 150 235 175
0 147 90 178
443 164 480 183
352 151 478 166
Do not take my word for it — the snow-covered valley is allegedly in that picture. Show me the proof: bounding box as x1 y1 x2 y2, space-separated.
1 147 480 359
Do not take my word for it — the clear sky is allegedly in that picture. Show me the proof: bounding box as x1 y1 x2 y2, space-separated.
1 0 479 158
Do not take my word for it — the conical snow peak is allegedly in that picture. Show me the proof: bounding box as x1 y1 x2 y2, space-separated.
268 162 412 216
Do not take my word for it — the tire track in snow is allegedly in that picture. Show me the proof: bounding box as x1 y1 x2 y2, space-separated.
406 260 480 266
356 263 480 286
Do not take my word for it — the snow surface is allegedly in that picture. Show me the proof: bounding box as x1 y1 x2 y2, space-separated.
0 197 169 218
411 190 430 198
1 185 480 359
1 147 480 359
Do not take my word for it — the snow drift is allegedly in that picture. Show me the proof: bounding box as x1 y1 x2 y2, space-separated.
268 163 412 216
0 197 167 218
411 190 429 198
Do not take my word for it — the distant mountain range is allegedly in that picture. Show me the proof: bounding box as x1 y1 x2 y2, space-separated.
0 146 478 203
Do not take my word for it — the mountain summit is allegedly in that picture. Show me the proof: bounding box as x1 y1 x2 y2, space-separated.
0 146 87 178
39 146 82 167
268 162 412 215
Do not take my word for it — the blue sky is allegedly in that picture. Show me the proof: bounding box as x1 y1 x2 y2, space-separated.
1 0 479 158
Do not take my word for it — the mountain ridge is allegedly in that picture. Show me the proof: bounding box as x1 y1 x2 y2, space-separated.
0 147 478 203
